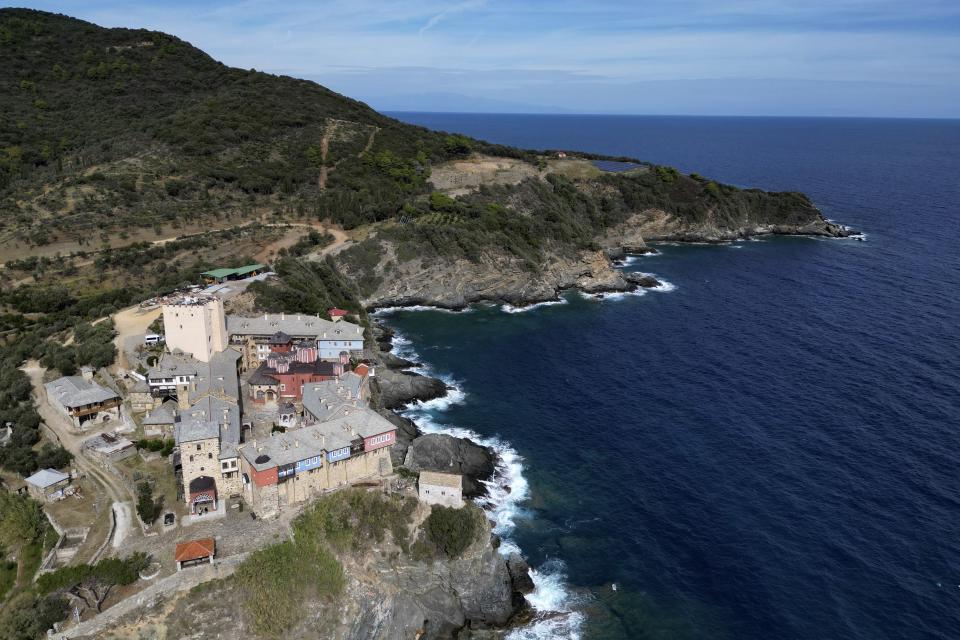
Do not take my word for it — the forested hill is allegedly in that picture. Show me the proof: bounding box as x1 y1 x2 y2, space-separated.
0 8 512 245
0 9 848 305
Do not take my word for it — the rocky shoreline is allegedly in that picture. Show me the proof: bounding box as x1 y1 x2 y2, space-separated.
370 323 534 635
360 213 857 312
361 220 861 637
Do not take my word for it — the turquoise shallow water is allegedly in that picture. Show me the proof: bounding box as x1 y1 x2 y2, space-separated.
381 114 960 640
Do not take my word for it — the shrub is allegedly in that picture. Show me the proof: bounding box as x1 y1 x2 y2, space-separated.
135 482 162 524
35 551 148 595
0 592 68 640
294 488 416 554
424 504 483 559
236 537 343 637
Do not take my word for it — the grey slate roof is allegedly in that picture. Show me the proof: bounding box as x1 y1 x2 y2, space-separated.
301 375 365 423
240 405 394 472
44 376 118 409
227 314 363 341
25 468 69 489
147 354 198 379
142 399 178 425
147 348 241 402
181 395 240 453
193 348 241 400
173 420 220 445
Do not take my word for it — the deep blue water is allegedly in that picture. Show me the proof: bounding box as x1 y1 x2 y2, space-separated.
380 114 960 640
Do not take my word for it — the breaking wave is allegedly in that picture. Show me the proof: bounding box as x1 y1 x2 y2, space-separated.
506 561 587 640
501 298 568 314
374 304 473 314
388 327 583 639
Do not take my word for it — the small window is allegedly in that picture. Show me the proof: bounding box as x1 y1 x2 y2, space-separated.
208 452 212 459
196 444 201 451
189 455 194 462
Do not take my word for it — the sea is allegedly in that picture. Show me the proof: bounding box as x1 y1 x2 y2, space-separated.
378 114 960 640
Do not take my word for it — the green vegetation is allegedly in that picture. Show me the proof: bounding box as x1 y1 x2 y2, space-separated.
135 437 174 457
235 489 415 637
0 557 16 602
0 492 59 638
0 592 68 640
135 481 162 524
0 493 45 559
282 229 334 257
1 9 821 317
295 488 417 554
235 537 343 637
35 552 148 596
413 504 485 560
0 9 505 245
248 257 364 322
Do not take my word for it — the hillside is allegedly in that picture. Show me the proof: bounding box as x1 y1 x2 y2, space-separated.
0 8 851 311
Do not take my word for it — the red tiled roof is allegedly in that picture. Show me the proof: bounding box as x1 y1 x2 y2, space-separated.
175 538 215 562
328 308 348 317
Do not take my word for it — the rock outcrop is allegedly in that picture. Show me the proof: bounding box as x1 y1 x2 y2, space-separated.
403 433 496 498
343 525 517 639
375 367 449 410
363 248 655 310
381 411 419 466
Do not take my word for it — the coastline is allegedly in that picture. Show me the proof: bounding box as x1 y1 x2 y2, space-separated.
361 223 859 313
364 229 857 637
374 314 586 639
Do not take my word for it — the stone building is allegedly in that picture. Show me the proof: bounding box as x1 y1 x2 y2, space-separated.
418 471 464 508
227 313 364 370
161 294 229 363
239 406 396 517
24 469 71 502
44 376 121 431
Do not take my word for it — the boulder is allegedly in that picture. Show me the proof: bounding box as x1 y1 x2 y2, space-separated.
506 554 535 595
404 433 496 498
375 368 449 410
381 411 420 466
624 271 661 288
380 351 417 369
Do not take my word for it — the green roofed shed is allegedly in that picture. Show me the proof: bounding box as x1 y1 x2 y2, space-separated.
201 263 267 283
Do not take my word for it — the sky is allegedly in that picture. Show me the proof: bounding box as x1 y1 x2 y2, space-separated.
14 1 960 117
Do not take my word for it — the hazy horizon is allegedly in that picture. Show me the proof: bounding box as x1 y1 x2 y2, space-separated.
12 1 960 118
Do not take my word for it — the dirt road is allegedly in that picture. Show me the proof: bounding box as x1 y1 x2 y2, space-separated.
23 361 136 551
111 305 161 371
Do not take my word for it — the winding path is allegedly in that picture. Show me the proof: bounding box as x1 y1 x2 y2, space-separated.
22 361 136 553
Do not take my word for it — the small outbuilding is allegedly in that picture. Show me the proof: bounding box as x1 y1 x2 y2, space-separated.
84 432 137 463
200 264 267 284
24 468 71 502
418 471 464 508
175 537 216 571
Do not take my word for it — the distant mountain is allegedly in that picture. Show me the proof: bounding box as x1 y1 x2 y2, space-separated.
369 91 572 114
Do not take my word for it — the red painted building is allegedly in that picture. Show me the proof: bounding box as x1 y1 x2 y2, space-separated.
363 429 395 452
249 462 278 487
248 358 343 404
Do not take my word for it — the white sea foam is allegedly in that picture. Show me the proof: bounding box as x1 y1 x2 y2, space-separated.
390 323 582 639
585 289 646 301
374 304 472 315
501 298 568 314
650 277 677 292
506 561 586 640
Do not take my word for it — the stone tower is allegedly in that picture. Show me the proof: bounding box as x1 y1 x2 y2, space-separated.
161 295 228 363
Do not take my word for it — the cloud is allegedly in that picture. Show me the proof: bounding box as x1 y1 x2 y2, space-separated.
419 0 487 34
